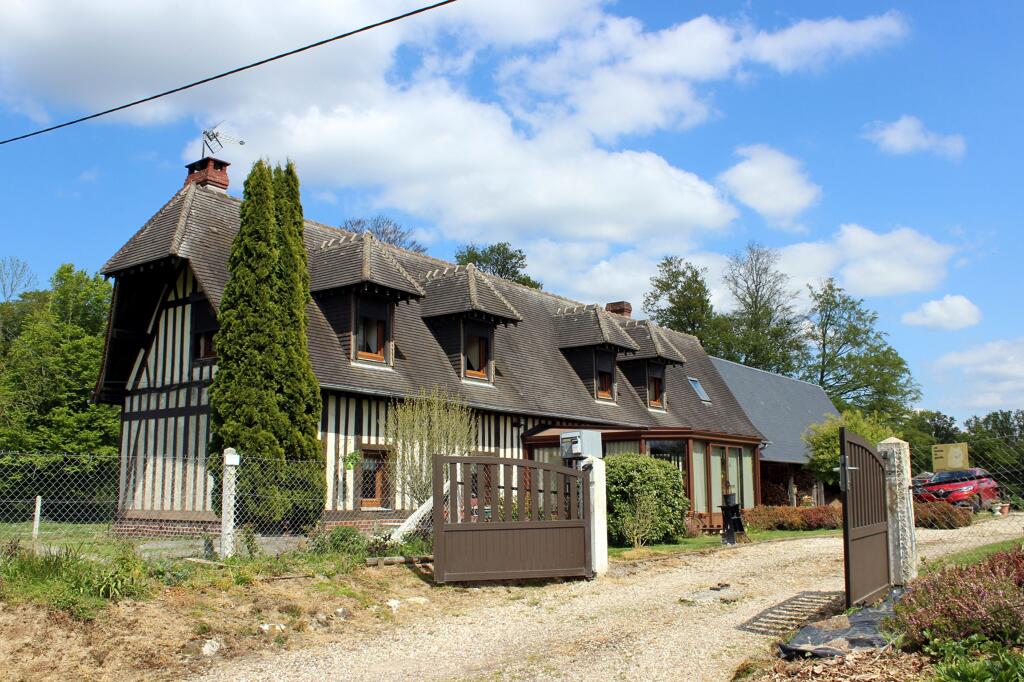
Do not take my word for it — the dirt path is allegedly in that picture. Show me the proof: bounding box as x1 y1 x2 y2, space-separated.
197 517 1023 682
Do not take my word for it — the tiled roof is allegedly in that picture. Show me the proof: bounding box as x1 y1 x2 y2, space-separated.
310 233 424 299
553 305 639 352
420 264 521 323
97 185 762 439
619 319 687 364
710 357 839 463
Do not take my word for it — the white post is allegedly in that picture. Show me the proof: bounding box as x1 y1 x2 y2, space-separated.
585 456 608 577
32 495 42 541
220 448 240 559
879 437 917 586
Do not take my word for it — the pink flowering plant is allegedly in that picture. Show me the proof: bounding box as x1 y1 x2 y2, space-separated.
891 549 1024 648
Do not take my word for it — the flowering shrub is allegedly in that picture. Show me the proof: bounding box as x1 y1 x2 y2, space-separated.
915 502 973 529
741 504 842 531
891 549 1024 648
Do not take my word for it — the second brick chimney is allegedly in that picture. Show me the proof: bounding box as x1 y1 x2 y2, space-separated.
184 157 230 191
605 301 632 318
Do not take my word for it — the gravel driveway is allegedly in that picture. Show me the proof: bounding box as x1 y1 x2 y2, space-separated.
198 516 1023 682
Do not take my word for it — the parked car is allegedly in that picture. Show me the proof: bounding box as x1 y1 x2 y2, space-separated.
914 468 1000 512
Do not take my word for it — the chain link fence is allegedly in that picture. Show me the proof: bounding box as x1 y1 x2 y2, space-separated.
0 450 432 562
911 435 1024 558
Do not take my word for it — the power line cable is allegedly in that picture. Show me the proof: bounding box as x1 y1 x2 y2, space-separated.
0 0 458 146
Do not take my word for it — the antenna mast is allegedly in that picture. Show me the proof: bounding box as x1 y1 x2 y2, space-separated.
201 123 246 157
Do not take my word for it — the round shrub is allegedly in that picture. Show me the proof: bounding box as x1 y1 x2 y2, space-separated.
605 454 689 547
309 525 368 558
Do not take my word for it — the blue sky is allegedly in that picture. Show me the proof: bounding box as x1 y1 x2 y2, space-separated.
0 1 1021 421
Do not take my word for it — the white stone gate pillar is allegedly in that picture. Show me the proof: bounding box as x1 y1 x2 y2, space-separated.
878 437 917 586
585 456 608 577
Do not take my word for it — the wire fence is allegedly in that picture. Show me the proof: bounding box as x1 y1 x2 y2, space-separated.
910 435 1024 555
0 450 430 561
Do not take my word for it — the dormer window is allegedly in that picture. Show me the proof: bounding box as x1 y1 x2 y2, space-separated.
596 351 616 401
648 362 665 409
464 320 492 381
355 296 390 363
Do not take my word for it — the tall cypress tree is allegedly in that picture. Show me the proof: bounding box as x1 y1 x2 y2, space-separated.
272 162 324 529
209 160 291 528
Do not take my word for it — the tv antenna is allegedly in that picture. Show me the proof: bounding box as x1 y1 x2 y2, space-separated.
201 122 245 157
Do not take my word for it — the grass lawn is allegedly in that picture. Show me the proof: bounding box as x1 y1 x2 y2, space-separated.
0 521 124 558
920 537 1024 574
608 527 841 561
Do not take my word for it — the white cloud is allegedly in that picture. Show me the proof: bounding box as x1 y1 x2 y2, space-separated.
834 224 956 296
0 2 912 271
937 338 1024 410
864 115 966 160
902 295 982 330
745 11 908 73
718 145 821 229
498 11 909 140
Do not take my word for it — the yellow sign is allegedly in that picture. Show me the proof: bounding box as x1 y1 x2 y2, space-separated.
932 443 970 471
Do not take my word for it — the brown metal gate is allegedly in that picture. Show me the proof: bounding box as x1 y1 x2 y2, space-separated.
840 428 891 607
432 454 592 583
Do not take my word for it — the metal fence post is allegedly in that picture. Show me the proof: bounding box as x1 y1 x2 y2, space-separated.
879 437 917 586
220 448 240 559
32 495 42 541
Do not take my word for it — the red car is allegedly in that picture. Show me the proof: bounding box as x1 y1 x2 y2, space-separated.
914 468 1000 512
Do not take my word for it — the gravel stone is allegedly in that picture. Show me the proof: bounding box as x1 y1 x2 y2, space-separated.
198 516 1022 682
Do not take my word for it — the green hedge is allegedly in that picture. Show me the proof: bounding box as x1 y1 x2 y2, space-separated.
605 454 689 547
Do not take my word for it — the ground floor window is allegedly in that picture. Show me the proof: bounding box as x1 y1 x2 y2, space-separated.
360 451 387 508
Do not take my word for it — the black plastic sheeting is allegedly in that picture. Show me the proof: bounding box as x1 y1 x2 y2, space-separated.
778 588 905 660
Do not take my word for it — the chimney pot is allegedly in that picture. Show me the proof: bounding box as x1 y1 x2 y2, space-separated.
605 301 632 318
184 157 230 191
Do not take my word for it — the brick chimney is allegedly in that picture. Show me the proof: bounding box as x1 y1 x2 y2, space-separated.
605 301 632 318
184 157 230 191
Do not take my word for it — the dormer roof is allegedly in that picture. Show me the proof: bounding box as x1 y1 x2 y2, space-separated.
419 264 521 324
618 319 687 364
310 232 424 300
553 304 639 352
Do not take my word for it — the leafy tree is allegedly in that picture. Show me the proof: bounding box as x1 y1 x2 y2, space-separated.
342 215 426 253
384 387 477 507
722 242 805 375
642 256 734 355
900 410 961 474
800 278 919 418
963 410 1024 471
804 410 894 486
0 265 118 456
455 242 542 289
210 160 321 531
0 257 36 347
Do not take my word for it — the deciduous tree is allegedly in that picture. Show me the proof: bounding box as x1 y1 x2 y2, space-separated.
343 215 426 253
722 243 805 375
455 242 542 289
801 278 919 418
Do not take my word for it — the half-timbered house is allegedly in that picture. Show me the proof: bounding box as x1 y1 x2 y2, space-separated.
95 157 765 532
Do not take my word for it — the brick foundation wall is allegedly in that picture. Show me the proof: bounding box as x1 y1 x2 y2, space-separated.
112 516 220 538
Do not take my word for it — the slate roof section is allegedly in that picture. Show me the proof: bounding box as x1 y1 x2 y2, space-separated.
101 184 196 274
310 233 424 299
97 184 762 440
553 305 639 352
710 357 839 464
420 264 521 323
618 319 687 364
